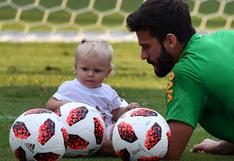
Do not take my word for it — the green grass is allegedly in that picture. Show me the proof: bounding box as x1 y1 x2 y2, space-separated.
0 42 233 161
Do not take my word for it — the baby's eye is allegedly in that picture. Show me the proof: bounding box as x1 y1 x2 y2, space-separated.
81 67 88 71
94 69 102 73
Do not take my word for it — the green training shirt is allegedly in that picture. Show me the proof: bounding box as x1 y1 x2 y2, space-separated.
166 30 234 143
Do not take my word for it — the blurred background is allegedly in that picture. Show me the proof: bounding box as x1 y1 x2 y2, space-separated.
0 0 234 42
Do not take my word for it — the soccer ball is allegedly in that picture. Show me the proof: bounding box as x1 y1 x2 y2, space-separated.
55 102 106 157
112 108 171 161
9 108 68 161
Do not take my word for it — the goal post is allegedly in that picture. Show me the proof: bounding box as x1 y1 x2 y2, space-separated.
0 0 233 42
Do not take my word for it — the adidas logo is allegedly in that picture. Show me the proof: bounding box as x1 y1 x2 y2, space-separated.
25 142 35 153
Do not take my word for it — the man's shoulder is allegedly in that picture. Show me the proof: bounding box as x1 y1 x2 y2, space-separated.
172 59 202 83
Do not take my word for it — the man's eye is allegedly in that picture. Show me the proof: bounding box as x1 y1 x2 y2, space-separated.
142 46 149 49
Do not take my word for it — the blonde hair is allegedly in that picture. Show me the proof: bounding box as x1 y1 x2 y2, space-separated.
74 39 113 68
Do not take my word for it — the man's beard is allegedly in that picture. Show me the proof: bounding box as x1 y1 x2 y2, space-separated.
147 46 175 77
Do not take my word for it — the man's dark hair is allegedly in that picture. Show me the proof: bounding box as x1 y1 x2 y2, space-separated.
126 0 195 43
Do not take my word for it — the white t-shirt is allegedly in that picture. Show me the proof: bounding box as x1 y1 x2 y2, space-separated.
53 79 122 126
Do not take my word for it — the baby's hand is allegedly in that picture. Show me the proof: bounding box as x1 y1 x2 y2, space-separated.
127 102 140 111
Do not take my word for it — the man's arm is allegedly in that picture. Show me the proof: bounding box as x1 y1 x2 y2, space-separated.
165 120 194 160
192 139 234 154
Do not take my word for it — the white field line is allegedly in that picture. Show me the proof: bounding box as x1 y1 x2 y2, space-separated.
0 32 137 43
0 114 16 120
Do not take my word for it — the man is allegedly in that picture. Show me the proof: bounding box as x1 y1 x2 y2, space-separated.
126 0 234 160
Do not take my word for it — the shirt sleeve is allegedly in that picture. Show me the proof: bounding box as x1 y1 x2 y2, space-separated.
166 66 208 128
53 81 74 101
109 88 122 110
112 95 122 110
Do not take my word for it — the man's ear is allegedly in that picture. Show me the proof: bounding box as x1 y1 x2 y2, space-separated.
163 33 177 50
163 33 182 62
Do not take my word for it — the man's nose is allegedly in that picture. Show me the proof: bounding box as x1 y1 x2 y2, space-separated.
141 49 148 60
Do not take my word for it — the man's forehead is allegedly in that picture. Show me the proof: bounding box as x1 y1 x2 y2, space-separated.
136 30 151 38
136 31 154 45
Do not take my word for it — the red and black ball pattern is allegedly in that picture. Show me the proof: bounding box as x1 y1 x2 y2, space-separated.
13 121 31 139
54 108 61 117
130 109 158 117
117 122 138 143
138 156 159 161
61 127 69 148
93 117 104 145
68 134 89 150
66 107 88 126
14 146 26 161
24 109 52 116
38 118 55 145
116 148 130 161
167 130 171 145
145 122 162 150
34 152 60 161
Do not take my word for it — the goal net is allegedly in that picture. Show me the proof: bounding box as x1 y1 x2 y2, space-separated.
0 0 234 42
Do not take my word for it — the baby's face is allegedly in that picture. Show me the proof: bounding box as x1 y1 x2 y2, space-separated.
75 56 111 88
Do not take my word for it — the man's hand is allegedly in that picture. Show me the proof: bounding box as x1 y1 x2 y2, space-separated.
192 139 234 154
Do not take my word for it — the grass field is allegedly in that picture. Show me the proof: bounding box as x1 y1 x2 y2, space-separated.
1 42 234 161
